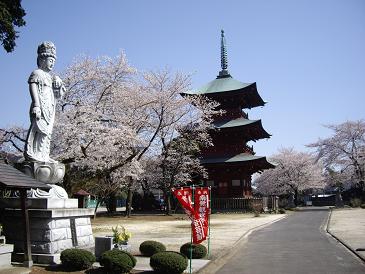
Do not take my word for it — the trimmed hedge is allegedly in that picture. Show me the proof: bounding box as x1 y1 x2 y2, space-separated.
60 248 95 271
150 251 188 274
180 242 207 259
139 240 166 257
100 249 136 273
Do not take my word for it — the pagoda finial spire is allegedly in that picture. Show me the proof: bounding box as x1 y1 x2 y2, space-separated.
218 29 230 78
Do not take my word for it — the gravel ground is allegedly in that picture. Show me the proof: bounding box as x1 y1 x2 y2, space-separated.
0 212 285 274
91 213 285 259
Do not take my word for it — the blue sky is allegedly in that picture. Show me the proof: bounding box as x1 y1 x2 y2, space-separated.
0 0 364 157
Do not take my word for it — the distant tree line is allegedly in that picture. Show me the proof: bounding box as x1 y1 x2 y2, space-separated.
254 120 365 207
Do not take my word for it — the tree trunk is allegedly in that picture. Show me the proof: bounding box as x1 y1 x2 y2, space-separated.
294 189 299 206
164 190 172 216
62 164 73 195
106 193 117 213
335 189 344 208
288 192 295 208
93 199 101 219
125 178 133 217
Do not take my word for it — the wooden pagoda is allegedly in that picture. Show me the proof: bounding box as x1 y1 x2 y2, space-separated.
182 30 274 198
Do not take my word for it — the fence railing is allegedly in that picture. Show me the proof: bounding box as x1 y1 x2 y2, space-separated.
211 196 279 212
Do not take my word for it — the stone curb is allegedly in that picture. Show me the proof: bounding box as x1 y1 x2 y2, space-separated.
196 214 288 274
325 208 365 263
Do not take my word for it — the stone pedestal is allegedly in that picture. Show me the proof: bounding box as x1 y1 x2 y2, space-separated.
0 243 14 267
17 161 65 185
95 236 113 260
0 198 94 264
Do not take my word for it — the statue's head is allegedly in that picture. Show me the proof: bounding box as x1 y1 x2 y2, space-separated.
37 41 57 72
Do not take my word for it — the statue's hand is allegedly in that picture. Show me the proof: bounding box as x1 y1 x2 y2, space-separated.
52 76 63 89
32 106 41 120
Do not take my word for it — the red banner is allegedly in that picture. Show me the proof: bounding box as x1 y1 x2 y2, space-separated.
193 188 210 244
194 188 210 222
172 187 194 220
172 187 210 244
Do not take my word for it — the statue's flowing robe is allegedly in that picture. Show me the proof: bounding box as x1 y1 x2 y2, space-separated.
24 69 56 162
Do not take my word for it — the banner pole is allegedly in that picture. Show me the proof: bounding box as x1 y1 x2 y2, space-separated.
207 186 211 258
190 185 195 274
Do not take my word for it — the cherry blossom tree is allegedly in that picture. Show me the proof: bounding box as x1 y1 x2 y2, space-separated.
136 72 220 214
307 120 365 191
254 147 325 206
142 122 214 215
47 53 143 213
1 52 219 217
0 126 26 154
54 53 219 216
123 70 219 216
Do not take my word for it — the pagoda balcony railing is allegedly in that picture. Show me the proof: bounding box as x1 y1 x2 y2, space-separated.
201 145 254 157
212 110 247 122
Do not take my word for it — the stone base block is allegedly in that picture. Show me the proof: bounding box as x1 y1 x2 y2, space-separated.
12 244 94 265
12 251 60 265
0 244 14 267
0 198 78 209
2 207 94 264
2 207 94 218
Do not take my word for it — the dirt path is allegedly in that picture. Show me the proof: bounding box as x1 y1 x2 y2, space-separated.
92 213 285 258
12 213 287 274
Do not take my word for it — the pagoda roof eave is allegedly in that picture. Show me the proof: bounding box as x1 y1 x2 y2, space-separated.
213 118 271 140
182 77 254 95
200 153 275 168
214 117 258 128
214 118 268 130
181 79 265 109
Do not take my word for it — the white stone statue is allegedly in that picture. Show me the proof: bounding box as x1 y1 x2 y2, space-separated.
24 41 65 163
20 42 67 197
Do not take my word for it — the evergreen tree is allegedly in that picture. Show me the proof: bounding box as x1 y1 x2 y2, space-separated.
0 0 26 52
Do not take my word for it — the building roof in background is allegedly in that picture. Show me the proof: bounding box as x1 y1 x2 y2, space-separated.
74 189 90 196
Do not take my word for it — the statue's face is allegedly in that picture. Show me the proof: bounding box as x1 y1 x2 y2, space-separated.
45 57 55 71
39 56 55 72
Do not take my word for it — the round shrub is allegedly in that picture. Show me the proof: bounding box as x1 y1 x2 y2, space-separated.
100 249 136 273
361 204 365 209
350 198 362 208
150 251 188 274
60 248 95 271
180 242 207 259
278 208 286 214
139 240 166 257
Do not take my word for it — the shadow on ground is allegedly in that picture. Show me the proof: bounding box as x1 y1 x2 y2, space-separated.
296 207 330 212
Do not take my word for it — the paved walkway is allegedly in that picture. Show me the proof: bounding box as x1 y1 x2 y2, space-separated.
214 207 365 274
328 208 365 261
